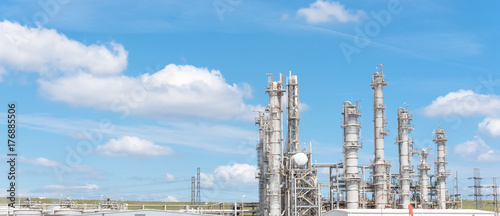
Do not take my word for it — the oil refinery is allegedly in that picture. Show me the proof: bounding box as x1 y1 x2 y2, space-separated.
253 68 494 216
3 68 496 216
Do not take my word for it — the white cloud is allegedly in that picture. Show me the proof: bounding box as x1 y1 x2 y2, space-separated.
38 64 257 121
20 114 257 154
162 195 178 202
297 0 365 24
43 183 99 190
165 173 175 182
19 156 59 167
200 172 215 188
71 183 99 190
201 164 257 189
478 118 500 137
214 163 258 185
455 136 500 162
423 90 500 117
44 185 65 189
96 136 173 157
0 20 127 77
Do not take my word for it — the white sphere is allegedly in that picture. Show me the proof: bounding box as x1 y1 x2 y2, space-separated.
292 153 308 168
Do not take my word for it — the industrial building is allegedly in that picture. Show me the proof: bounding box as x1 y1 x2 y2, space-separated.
254 68 482 216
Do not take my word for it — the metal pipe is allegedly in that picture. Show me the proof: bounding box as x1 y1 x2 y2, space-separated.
370 70 389 208
342 101 362 209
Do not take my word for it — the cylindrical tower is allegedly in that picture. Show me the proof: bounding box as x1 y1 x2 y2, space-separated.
418 149 430 209
434 126 448 209
287 75 300 153
370 70 389 208
255 111 268 216
396 107 413 208
266 79 284 216
342 101 362 209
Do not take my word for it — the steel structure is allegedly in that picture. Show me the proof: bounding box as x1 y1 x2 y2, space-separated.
396 107 414 209
256 111 269 216
197 168 201 204
491 177 498 214
342 101 362 209
250 68 459 215
469 168 484 210
283 74 321 216
371 69 390 208
191 176 196 205
433 127 448 209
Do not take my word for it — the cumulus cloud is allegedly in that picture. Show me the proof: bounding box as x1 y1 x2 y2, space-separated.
71 183 99 190
202 163 258 188
162 195 178 202
423 90 500 117
455 136 500 162
478 118 500 137
19 156 59 167
0 20 127 76
39 64 257 121
96 136 174 157
165 173 175 182
297 0 365 24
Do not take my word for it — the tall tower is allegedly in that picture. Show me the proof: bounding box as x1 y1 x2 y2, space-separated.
191 176 196 205
255 111 269 216
265 74 285 216
287 74 300 153
196 167 201 204
417 149 431 209
342 101 362 209
433 127 448 209
396 107 413 208
468 168 484 210
371 69 389 208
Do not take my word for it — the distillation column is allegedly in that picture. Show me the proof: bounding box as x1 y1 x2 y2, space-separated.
266 77 285 216
434 127 448 209
256 111 269 216
418 149 430 209
342 101 362 209
287 75 300 153
371 70 389 208
396 107 413 208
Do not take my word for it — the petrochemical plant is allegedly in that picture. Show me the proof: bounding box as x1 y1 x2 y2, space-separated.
3 68 497 216
253 68 479 216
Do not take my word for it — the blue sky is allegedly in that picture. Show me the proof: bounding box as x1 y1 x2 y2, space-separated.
1 0 500 203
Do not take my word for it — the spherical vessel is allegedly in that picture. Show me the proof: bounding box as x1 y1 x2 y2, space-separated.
291 153 308 168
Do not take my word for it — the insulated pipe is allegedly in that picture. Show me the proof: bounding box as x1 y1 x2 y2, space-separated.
342 101 362 209
371 70 389 208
